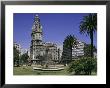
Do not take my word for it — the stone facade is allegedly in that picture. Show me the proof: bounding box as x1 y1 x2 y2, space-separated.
72 40 84 58
62 39 84 64
30 15 59 64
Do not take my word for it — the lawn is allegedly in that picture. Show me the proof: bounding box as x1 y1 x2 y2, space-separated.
13 66 69 75
14 66 96 75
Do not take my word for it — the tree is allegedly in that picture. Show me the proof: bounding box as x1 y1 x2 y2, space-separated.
62 35 76 64
68 57 97 75
14 46 20 67
20 52 29 65
79 13 97 57
83 57 97 75
84 44 97 57
68 59 83 75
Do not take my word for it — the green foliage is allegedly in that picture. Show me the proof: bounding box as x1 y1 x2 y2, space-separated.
84 44 97 57
14 46 20 67
68 60 83 75
68 57 97 75
64 35 76 48
79 13 97 57
20 53 29 65
62 35 76 64
79 14 97 35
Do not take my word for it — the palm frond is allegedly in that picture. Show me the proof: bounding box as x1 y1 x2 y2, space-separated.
79 13 97 36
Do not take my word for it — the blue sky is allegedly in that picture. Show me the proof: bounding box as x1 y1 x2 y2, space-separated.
14 13 97 49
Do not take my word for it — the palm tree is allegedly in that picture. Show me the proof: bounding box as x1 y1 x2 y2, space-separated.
62 35 76 64
79 13 97 57
84 44 97 57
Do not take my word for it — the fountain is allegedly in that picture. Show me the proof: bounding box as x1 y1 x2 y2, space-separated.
33 47 64 71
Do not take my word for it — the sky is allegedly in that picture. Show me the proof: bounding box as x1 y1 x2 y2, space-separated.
14 13 97 50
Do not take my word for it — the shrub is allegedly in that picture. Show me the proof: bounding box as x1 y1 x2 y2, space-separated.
68 57 97 75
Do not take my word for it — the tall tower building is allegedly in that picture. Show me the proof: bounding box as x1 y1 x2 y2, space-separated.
30 14 59 65
30 14 44 61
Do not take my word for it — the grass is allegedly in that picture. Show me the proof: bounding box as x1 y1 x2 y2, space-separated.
13 66 69 75
14 66 96 75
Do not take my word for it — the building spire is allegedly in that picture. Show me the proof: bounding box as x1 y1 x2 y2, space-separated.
32 14 42 33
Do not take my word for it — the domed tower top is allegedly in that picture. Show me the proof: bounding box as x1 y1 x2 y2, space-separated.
31 14 43 41
35 14 39 18
32 14 42 33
